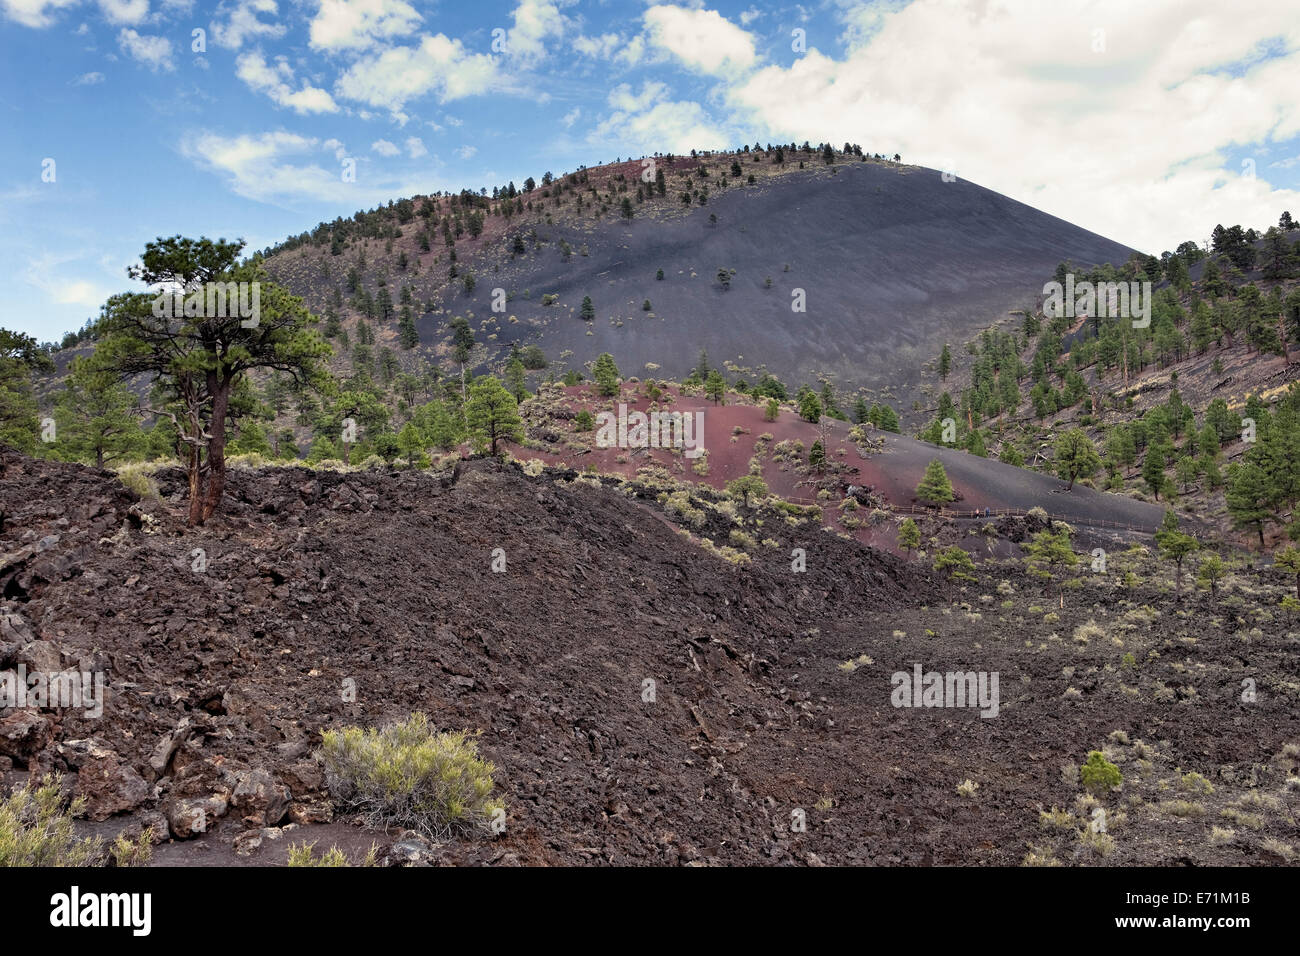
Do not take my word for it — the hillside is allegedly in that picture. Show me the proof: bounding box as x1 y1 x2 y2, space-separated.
260 148 1134 416
921 218 1300 552
4 449 1299 866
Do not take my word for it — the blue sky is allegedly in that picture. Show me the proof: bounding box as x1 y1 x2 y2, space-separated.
2 0 1299 343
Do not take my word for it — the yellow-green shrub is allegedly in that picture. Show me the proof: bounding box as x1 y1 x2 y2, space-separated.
320 713 503 840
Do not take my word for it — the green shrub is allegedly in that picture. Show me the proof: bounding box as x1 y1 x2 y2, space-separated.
1080 750 1122 795
109 827 154 867
321 713 503 839
287 840 376 867
0 774 102 866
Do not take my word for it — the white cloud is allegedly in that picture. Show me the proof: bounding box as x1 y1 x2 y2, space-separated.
1 0 78 28
371 138 399 156
321 137 347 161
507 0 566 66
561 106 580 128
117 28 173 71
211 0 286 50
404 136 427 158
236 50 339 113
608 81 666 113
615 34 645 67
643 4 757 76
738 6 760 26
723 0 1300 252
596 81 729 154
181 130 363 203
573 32 618 59
180 129 447 205
23 253 112 310
334 33 500 109
309 0 421 52
72 70 104 84
455 145 477 160
96 0 147 24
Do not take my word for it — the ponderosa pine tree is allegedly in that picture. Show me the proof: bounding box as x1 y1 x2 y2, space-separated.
52 356 143 469
94 236 331 525
916 458 955 507
592 352 620 397
1054 428 1100 490
1225 460 1273 548
705 370 726 404
898 517 921 557
466 376 522 456
0 328 50 453
1155 511 1199 600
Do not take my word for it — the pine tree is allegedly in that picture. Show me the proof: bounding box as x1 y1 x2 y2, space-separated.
1197 553 1226 599
52 356 143 469
1155 511 1199 600
933 546 976 583
592 352 620 397
705 369 726 404
95 236 330 525
466 376 522 456
853 396 869 424
1142 445 1167 500
1054 428 1100 489
398 306 418 349
396 422 426 467
798 390 822 423
505 357 528 402
916 459 955 506
1226 460 1273 548
897 517 921 557
939 343 951 381
580 296 595 322
1023 526 1078 603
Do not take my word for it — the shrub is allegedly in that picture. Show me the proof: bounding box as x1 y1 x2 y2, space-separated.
1073 620 1105 644
0 774 102 866
115 462 159 500
109 827 155 867
1080 750 1122 795
287 841 377 867
320 713 503 840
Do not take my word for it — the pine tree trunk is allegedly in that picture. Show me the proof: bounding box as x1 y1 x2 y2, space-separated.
201 379 231 522
187 444 204 526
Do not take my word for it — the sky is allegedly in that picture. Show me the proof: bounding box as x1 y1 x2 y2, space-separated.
2 0 1299 343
